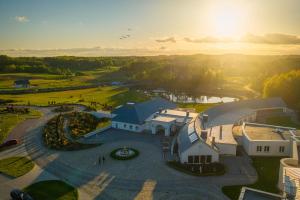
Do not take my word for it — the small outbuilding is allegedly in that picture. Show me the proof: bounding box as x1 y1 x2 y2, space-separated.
14 79 30 88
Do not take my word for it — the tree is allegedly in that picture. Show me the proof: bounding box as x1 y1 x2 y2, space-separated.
263 70 300 107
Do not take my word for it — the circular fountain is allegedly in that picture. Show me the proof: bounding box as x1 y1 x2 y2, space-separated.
110 147 139 160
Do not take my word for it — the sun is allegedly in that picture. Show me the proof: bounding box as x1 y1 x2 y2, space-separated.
209 3 246 38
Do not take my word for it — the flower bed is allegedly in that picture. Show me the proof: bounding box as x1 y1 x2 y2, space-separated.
67 112 100 138
43 114 99 150
167 161 225 176
110 148 139 160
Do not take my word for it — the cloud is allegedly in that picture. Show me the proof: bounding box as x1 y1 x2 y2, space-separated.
15 16 29 23
184 37 233 43
155 37 176 43
241 33 300 44
183 33 300 45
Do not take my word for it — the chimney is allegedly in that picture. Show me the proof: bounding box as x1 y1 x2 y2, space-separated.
201 130 208 140
212 136 215 145
219 125 223 140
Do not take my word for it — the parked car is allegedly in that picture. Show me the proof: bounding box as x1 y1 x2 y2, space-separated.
0 139 19 148
10 189 33 200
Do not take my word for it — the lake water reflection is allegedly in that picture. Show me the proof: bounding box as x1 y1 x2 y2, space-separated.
164 93 238 104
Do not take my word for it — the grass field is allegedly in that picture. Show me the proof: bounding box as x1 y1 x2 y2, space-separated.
0 156 34 177
24 180 78 200
0 109 42 143
0 86 148 109
222 157 282 200
0 68 123 90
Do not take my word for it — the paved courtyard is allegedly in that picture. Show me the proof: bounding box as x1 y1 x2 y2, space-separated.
0 106 257 200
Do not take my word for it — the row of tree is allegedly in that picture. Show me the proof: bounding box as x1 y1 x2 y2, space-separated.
263 70 300 109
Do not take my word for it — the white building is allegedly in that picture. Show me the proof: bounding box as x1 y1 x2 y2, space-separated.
241 122 298 157
174 117 237 164
111 97 200 136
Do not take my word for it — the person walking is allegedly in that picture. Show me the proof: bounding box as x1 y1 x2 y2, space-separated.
102 156 105 164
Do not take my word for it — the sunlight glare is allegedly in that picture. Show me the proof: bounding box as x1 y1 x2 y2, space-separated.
209 3 246 38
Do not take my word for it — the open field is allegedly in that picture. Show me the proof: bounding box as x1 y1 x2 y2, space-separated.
222 157 282 200
0 156 34 177
0 86 148 109
0 109 42 143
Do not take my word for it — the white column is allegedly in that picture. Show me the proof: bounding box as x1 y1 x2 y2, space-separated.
165 126 170 136
151 125 156 134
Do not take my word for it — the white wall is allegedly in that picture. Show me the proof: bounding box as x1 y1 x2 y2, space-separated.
111 121 144 132
242 134 290 156
180 142 219 164
216 143 237 156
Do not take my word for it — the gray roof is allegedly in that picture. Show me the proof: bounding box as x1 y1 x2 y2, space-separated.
112 97 176 124
203 97 286 125
178 117 217 154
14 79 30 85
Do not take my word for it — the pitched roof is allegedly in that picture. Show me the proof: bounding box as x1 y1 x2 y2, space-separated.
178 117 218 154
14 79 30 85
112 97 176 124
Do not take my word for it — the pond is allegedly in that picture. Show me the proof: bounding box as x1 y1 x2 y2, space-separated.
143 90 238 104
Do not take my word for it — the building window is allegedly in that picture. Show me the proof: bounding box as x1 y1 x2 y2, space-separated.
264 146 270 152
206 155 212 163
200 155 206 164
135 126 139 130
256 146 262 152
279 146 285 153
124 124 127 128
129 125 133 129
194 156 200 164
188 156 193 164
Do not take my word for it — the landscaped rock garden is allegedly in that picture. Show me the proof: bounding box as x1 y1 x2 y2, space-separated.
110 147 139 160
43 114 99 150
67 112 101 138
167 161 225 176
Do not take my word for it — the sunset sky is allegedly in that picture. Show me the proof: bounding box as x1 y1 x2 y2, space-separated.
1 0 300 56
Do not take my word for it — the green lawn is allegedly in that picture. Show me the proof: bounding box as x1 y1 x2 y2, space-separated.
24 180 78 200
265 116 300 129
96 118 111 129
0 109 42 143
177 103 220 113
0 157 34 177
222 157 282 200
0 86 148 110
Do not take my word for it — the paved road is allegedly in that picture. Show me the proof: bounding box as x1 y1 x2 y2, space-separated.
0 106 257 200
